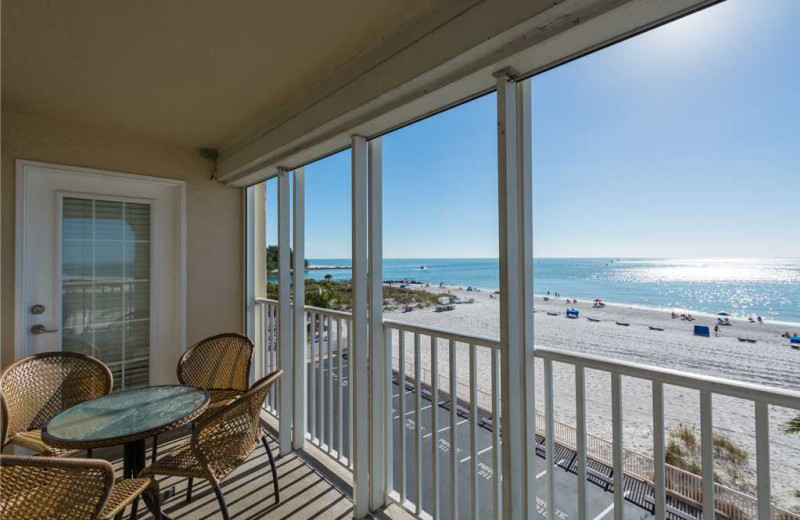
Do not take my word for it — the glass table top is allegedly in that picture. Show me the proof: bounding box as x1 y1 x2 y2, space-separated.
44 385 208 445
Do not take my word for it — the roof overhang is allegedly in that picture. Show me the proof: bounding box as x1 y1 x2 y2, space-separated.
215 0 720 187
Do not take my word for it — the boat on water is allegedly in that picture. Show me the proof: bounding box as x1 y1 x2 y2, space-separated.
419 264 426 270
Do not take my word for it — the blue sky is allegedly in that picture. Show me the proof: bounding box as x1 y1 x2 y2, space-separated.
268 0 800 259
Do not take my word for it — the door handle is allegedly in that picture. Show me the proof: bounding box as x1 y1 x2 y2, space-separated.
30 324 58 335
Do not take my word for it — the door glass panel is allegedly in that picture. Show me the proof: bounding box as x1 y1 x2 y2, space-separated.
61 197 151 390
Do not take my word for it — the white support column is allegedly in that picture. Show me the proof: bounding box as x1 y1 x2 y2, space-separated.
368 137 387 510
292 168 306 450
351 136 370 519
496 68 533 520
518 78 536 520
277 170 294 456
245 186 257 363
253 183 267 383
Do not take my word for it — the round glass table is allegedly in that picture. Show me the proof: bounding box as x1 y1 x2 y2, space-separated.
43 385 209 519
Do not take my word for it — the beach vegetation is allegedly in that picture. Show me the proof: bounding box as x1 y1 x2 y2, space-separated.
266 279 446 311
783 414 800 436
713 432 749 466
665 423 753 495
265 246 309 273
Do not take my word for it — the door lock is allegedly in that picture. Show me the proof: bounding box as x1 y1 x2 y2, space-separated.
30 324 58 335
30 304 46 315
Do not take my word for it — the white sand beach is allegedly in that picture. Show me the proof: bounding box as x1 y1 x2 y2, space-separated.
384 284 800 510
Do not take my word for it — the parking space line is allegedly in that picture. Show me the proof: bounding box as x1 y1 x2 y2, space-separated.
459 444 493 463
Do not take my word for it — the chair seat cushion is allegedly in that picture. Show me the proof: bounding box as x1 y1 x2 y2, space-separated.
99 478 153 520
7 430 78 457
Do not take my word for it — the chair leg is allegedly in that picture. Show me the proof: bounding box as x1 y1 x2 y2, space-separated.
261 435 280 504
212 485 231 520
150 490 162 520
128 496 139 520
114 511 124 520
151 434 159 463
186 477 194 502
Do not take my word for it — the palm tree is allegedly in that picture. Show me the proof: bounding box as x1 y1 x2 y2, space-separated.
784 414 800 435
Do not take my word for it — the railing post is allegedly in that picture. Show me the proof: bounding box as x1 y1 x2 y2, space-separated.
253 182 267 384
351 136 370 519
277 169 294 456
292 167 306 450
495 68 534 520
368 137 388 510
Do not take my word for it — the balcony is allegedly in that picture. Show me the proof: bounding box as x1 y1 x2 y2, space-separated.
245 299 800 520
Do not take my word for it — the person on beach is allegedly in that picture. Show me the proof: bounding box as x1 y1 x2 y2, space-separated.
714 324 720 337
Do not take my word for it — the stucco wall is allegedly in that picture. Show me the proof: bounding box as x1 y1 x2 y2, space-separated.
1 111 243 370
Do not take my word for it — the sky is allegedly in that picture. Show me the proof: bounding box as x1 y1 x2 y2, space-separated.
267 0 800 259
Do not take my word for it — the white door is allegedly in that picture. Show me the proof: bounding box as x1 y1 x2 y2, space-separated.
15 161 186 389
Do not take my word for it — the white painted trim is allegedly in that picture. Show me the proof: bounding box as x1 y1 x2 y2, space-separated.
14 160 187 377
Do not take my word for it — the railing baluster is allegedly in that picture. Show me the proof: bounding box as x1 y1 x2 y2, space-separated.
544 358 555 520
337 318 343 459
653 381 666 520
317 314 324 446
576 364 588 520
260 303 266 380
491 348 501 520
399 330 407 504
309 313 316 441
348 320 354 467
755 401 771 520
327 315 334 453
414 332 423 515
470 343 479 520
431 336 440 519
612 372 624 520
385 326 394 502
269 304 275 410
449 339 458 520
700 390 715 520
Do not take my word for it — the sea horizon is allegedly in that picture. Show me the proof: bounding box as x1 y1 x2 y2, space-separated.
270 257 800 323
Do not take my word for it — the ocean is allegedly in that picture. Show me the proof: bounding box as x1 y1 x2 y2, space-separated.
275 257 800 323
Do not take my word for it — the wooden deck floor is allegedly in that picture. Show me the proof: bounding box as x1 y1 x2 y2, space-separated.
100 430 355 520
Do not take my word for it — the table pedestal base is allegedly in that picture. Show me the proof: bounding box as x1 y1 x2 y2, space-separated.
122 439 174 520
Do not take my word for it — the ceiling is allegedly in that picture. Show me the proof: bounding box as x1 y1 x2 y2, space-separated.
1 0 437 149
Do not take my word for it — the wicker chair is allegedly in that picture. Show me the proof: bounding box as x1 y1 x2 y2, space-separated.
0 352 113 457
141 370 282 520
0 454 161 520
151 333 254 463
177 333 254 414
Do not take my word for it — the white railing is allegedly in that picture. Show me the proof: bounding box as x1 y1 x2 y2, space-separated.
253 301 800 520
536 346 800 520
384 320 503 520
255 298 279 416
305 305 355 469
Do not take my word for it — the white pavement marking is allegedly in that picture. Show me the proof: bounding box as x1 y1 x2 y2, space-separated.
459 444 493 463
394 404 431 419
